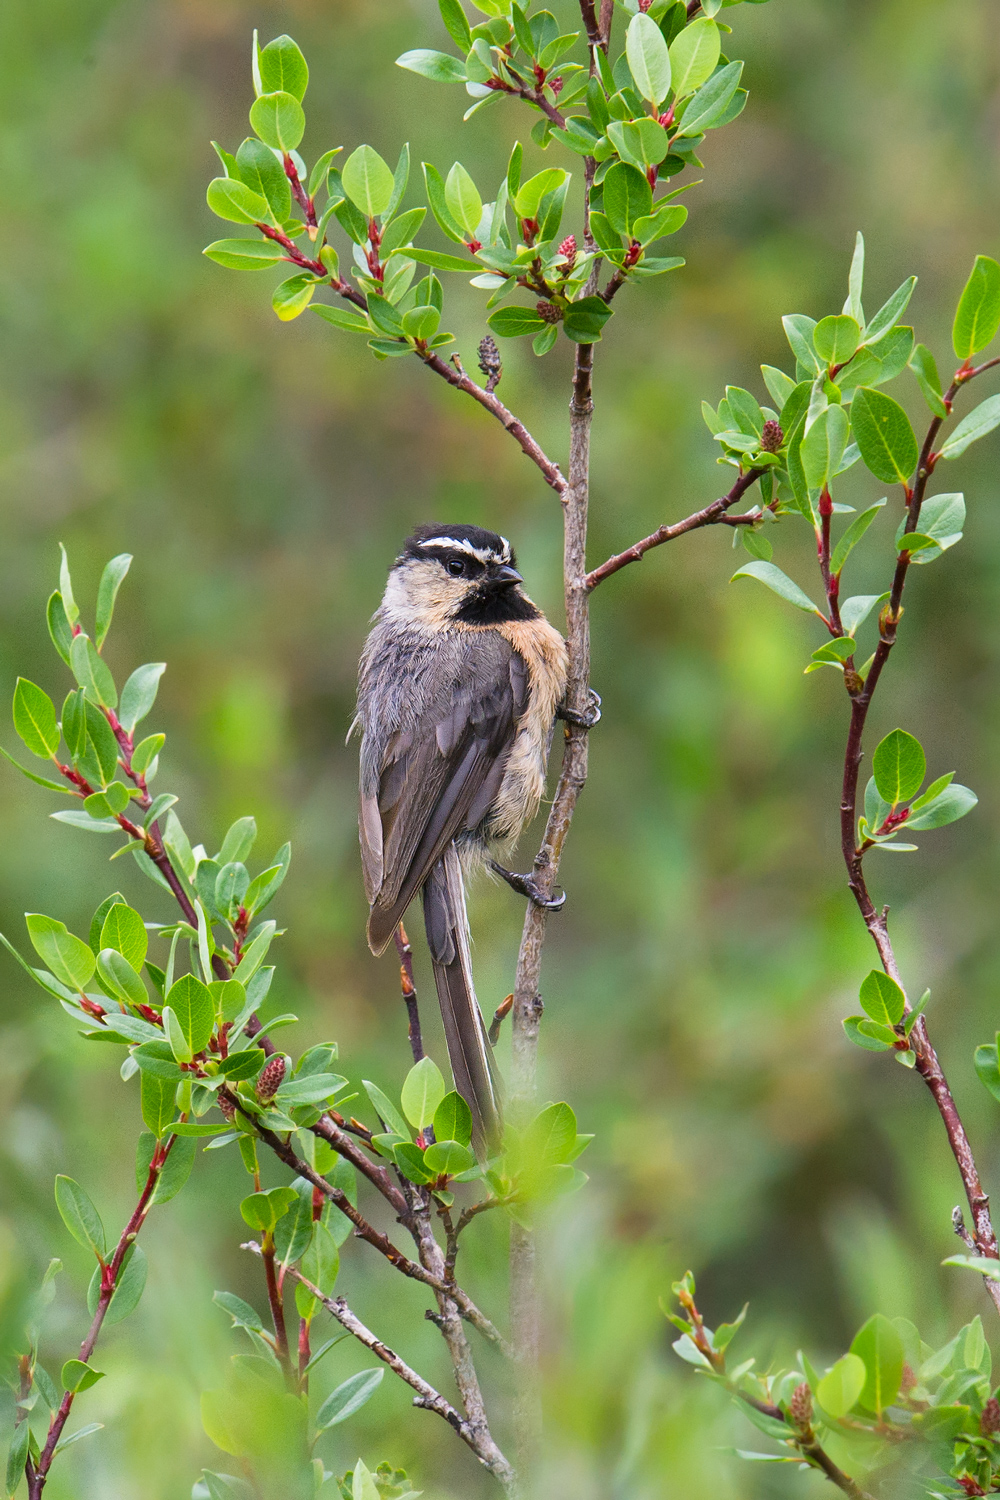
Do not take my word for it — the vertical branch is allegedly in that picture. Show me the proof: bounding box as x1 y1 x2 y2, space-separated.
509 339 596 1473
394 922 424 1064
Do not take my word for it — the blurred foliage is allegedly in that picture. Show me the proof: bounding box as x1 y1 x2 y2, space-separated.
1 0 1000 1497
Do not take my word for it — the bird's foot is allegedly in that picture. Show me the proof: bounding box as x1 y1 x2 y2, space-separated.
557 689 602 729
489 861 566 911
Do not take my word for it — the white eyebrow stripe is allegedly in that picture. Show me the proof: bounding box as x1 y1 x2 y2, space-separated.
498 536 511 562
417 537 498 563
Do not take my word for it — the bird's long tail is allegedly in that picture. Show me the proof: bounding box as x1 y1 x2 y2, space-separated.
422 846 501 1153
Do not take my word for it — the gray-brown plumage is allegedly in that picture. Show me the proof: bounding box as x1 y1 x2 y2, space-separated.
356 524 568 1149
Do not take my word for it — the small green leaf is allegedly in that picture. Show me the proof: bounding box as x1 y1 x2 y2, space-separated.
843 1015 893 1052
272 273 317 321
424 1139 476 1175
625 12 672 105
850 1313 903 1415
905 783 977 830
13 678 60 758
141 1071 177 1138
816 1352 866 1418
316 1369 384 1429
165 973 214 1055
295 1222 340 1319
669 17 720 98
70 633 117 709
937 394 1000 460
61 1359 105 1394
240 1185 298 1233
859 969 905 1027
258 34 309 101
814 315 860 367
363 1080 410 1139
397 48 466 82
953 254 1000 358
95 554 132 649
400 1056 446 1129
488 305 548 338
55 1175 106 1258
830 499 886 575
342 145 395 217
974 1044 1000 1104
118 664 166 733
433 1090 473 1147
206 177 271 226
730 560 822 616
100 903 147 972
862 276 916 345
676 58 743 136
801 403 849 491
97 948 147 1009
249 90 305 152
26 914 96 991
850 386 918 485
909 343 947 418
47 591 73 665
563 296 613 344
872 728 925 805
602 161 651 237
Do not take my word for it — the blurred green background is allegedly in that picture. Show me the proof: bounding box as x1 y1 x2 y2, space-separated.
1 0 999 1495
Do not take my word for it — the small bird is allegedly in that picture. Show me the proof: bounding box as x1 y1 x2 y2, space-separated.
356 524 569 1148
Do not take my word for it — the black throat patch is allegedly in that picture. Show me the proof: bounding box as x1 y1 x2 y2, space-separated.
454 587 540 626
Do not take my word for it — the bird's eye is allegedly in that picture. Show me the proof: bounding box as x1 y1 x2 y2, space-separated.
447 559 465 577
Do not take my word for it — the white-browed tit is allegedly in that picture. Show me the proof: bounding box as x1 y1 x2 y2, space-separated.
356 524 569 1147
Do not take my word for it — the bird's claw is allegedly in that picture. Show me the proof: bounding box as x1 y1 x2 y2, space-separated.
489 861 566 911
557 689 602 729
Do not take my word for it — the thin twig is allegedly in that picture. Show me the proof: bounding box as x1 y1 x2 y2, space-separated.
585 466 766 590
246 1250 516 1489
835 362 1000 1314
419 351 568 494
394 922 424 1064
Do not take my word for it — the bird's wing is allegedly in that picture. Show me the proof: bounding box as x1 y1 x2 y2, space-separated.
364 631 528 955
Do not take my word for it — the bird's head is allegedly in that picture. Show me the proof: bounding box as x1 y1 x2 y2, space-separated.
383 523 540 629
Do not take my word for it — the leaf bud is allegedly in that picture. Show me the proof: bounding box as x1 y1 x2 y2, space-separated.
256 1055 286 1100
478 335 503 390
760 419 784 453
789 1381 813 1430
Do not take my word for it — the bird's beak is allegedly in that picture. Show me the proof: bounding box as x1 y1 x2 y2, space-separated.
493 565 523 586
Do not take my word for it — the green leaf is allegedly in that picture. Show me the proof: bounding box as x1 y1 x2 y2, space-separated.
909 342 947 418
317 1369 384 1429
119 663 165 733
905 783 977 830
859 969 905 1027
213 1290 265 1332
444 162 482 236
974 1044 1000 1104
831 499 886 575
295 1222 340 1319
206 177 271 226
602 162 652 237
55 1175 106 1258
165 973 214 1055
843 1015 893 1052
70 633 117 709
801 403 849 491
26 914 96 991
258 34 309 101
233 919 276 984
850 386 918 485
401 1056 446 1128
272 272 317 321
140 1132 196 1204
863 275 916 345
424 1139 476 1175
0 746 75 795
205 240 284 272
838 325 914 395
840 592 889 636
433 1090 473 1147
563 296 613 344
816 1352 866 1418
240 1185 298 1233
730 561 822 616
363 1080 410 1139
525 1101 577 1165
625 12 672 105
937 394 1000 459
47 591 73 665
141 1071 177 1138
235 138 292 223
95 554 131 649
953 254 1000 358
61 1359 104 1394
844 229 865 323
13 679 60 758
872 728 925 805
814 315 860 367
850 1313 903 1415
676 58 742 136
439 0 473 50
6 1414 28 1494
311 304 371 334
97 948 147 1009
249 91 305 152
488 305 548 338
397 49 466 82
100 903 147 971
342 145 395 217
272 1181 315 1267
512 168 567 222
669 17 720 97
942 1252 1000 1280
